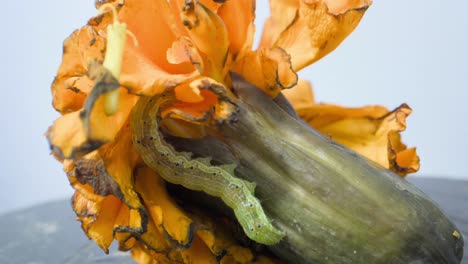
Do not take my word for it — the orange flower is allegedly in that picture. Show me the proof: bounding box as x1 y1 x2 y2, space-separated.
46 0 419 263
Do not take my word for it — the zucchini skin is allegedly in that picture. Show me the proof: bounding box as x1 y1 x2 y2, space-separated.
210 76 464 264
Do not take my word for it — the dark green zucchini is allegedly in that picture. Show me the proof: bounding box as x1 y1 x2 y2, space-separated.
210 77 463 264
166 76 463 263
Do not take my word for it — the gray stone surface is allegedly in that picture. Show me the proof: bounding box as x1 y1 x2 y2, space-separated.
0 178 466 263
0 200 132 264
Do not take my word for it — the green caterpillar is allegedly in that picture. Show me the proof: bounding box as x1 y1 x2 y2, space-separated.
130 94 285 245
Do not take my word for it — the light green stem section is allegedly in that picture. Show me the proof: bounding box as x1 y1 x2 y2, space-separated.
102 23 127 115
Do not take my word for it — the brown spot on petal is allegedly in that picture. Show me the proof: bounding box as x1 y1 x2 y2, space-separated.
71 154 123 198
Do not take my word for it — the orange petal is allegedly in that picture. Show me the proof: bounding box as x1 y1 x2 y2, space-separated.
181 1 230 81
46 88 138 159
135 167 195 247
232 47 298 97
135 218 170 253
81 127 148 246
117 0 194 74
164 89 219 122
297 103 419 175
51 76 87 113
260 0 372 71
179 236 218 264
130 244 160 264
120 45 198 96
71 187 122 253
218 0 256 59
198 0 223 12
174 78 206 103
324 0 371 15
282 79 315 109
52 26 106 113
52 1 223 114
164 77 236 125
388 121 421 175
87 196 123 252
297 103 389 128
197 229 255 263
161 118 208 139
391 147 420 175
46 112 90 159
260 0 299 49
68 151 149 252
87 88 138 139
99 123 143 209
112 200 146 237
218 246 255 264
167 37 203 71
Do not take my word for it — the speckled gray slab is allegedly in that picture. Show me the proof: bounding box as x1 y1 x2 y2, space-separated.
0 198 132 264
0 178 466 264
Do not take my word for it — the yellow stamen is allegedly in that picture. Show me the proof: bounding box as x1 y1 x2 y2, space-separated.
125 30 139 48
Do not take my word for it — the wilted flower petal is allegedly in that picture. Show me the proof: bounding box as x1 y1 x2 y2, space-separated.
217 0 256 59
285 83 419 175
51 26 105 113
260 0 372 71
232 47 298 97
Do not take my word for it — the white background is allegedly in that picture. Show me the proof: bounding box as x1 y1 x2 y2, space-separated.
0 1 466 214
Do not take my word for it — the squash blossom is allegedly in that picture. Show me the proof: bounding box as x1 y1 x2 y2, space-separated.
46 0 464 263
